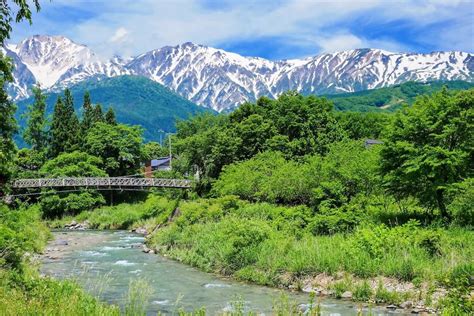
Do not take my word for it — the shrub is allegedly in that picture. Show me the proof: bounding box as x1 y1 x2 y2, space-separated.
447 178 474 227
0 205 50 270
353 280 373 301
40 191 105 218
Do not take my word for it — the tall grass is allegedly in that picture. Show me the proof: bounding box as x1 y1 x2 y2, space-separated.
147 198 474 295
0 269 120 315
49 195 177 230
124 278 154 316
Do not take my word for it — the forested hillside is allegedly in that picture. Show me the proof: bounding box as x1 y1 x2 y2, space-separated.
327 80 474 111
16 75 211 141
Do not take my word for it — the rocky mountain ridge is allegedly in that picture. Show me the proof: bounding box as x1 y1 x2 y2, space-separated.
4 35 473 111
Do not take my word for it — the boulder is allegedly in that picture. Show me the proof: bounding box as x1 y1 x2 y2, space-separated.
341 291 352 299
400 301 413 309
134 227 148 235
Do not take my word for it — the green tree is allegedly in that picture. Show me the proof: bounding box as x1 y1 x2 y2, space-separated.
22 85 48 151
380 89 473 219
92 104 104 123
104 107 117 125
84 122 143 176
142 141 167 160
39 151 106 218
48 97 66 157
14 148 46 179
0 56 16 189
336 111 392 140
0 0 41 193
80 91 94 137
63 88 80 150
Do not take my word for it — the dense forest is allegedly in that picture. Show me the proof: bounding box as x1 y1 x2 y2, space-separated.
327 80 474 112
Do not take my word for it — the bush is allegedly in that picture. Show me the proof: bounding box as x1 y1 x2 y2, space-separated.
40 191 105 218
0 269 119 315
353 280 373 301
213 140 382 209
73 195 176 230
0 205 50 270
447 178 474 227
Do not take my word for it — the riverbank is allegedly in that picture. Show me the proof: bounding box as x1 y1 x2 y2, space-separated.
49 195 474 314
0 205 120 315
42 229 416 315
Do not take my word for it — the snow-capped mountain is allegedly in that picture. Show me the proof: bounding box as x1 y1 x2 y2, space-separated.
4 35 473 111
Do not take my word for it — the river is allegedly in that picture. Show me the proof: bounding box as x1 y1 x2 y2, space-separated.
41 230 406 315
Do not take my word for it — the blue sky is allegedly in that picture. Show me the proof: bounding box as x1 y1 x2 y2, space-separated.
11 0 474 60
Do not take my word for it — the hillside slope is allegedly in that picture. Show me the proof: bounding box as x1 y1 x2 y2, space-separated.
16 75 212 141
327 80 474 112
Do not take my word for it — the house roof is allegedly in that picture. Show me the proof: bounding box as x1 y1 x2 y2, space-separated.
151 157 171 167
365 139 383 145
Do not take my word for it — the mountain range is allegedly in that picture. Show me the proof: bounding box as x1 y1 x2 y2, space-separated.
3 35 474 112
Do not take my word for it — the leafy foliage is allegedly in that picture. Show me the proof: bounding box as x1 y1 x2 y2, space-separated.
213 140 381 208
84 122 143 176
380 89 473 218
0 204 49 270
176 92 344 191
39 151 106 218
0 55 16 189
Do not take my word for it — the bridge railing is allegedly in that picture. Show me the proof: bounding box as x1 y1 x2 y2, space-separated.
12 177 192 189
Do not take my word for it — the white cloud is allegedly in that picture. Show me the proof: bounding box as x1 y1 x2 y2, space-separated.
10 0 474 58
110 27 129 44
318 34 364 52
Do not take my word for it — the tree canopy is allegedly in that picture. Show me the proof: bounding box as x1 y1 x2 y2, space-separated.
84 122 143 177
380 88 473 218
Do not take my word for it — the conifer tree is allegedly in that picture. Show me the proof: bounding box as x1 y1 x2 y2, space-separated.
49 96 67 158
23 85 48 151
105 107 117 125
63 88 80 151
92 104 104 123
81 91 94 137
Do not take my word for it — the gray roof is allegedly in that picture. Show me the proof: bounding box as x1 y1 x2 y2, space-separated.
151 157 171 167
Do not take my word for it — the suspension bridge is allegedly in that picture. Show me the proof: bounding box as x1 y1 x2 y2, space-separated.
2 176 192 203
11 177 192 189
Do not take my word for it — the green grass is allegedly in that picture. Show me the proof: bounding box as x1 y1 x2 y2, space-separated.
149 215 473 286
141 196 473 311
49 195 177 230
0 269 120 316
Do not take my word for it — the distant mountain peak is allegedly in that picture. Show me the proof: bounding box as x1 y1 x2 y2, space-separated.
4 35 474 111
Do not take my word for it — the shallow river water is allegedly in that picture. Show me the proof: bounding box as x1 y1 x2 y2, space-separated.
41 230 406 315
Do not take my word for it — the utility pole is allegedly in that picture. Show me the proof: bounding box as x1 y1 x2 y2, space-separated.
169 134 172 170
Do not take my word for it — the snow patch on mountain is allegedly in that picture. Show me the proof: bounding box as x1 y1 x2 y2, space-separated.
3 35 473 111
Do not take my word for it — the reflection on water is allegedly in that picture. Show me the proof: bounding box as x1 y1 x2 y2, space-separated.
41 230 405 315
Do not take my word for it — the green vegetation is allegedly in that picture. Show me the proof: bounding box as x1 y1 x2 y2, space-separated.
4 85 473 314
0 202 120 315
16 75 213 142
146 198 473 285
49 195 177 230
327 80 474 111
1 4 472 311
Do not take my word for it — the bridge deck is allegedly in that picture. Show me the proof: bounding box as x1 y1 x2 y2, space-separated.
12 177 192 189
